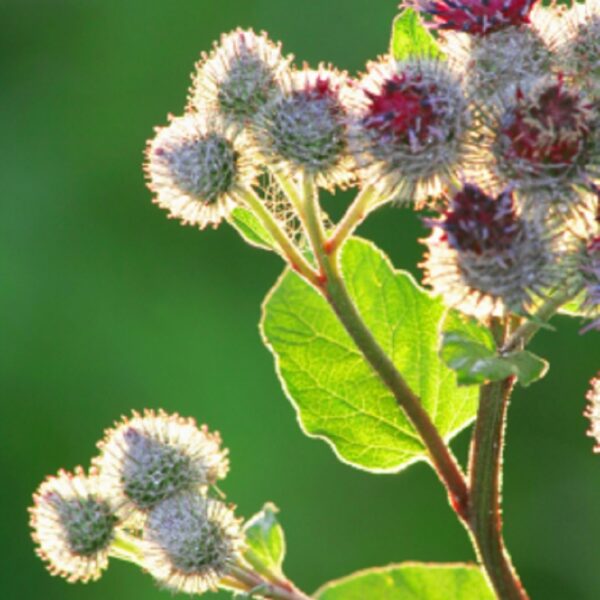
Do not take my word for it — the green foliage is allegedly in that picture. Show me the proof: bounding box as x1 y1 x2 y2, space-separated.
243 503 286 578
440 320 548 387
390 9 444 61
261 238 478 473
315 563 494 599
559 290 590 319
229 207 275 251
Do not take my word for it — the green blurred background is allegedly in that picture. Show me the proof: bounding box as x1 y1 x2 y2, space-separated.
2 1 599 598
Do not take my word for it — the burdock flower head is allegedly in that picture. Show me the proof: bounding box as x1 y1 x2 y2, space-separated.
142 493 244 594
558 0 600 99
585 373 600 449
422 183 560 316
94 410 229 519
479 75 597 209
413 0 538 35
251 65 355 190
348 57 470 204
145 112 257 229
29 468 117 583
438 5 555 100
190 28 291 130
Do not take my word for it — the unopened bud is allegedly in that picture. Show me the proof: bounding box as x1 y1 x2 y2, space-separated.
251 65 355 190
585 373 600 449
94 410 229 519
142 493 244 594
145 113 256 229
190 28 291 130
29 468 117 583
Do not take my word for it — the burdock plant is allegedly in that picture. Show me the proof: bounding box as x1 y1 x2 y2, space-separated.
31 4 600 599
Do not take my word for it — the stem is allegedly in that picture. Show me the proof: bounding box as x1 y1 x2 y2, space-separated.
501 284 583 353
110 532 145 567
325 184 382 254
300 174 470 518
229 565 312 600
233 187 321 288
469 377 528 600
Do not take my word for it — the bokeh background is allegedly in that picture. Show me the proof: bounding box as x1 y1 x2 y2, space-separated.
2 1 599 598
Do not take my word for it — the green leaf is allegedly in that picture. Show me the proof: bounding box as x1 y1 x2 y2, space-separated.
243 503 286 578
315 563 495 600
390 9 444 61
441 321 549 387
228 207 275 251
559 290 592 319
261 238 478 473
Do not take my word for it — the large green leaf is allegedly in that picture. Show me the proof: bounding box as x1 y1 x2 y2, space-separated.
440 319 548 387
260 238 478 472
315 563 494 600
243 503 286 578
390 9 444 61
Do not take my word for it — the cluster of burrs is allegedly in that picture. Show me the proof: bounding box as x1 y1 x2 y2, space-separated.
144 1 600 326
29 411 274 595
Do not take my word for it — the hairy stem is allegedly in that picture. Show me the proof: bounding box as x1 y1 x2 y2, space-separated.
469 377 528 600
109 532 145 567
300 174 470 518
229 565 312 600
325 184 382 254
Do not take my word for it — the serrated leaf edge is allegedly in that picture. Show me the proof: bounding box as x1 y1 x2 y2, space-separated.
314 561 490 598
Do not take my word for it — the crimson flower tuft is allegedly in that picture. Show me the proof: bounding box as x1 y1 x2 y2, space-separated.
437 183 519 254
349 58 469 203
422 183 560 316
500 80 592 169
414 0 538 36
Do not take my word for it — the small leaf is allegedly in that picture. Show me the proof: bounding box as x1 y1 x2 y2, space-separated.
559 290 595 319
261 238 479 473
243 503 286 577
315 563 495 600
441 322 549 387
228 207 275 251
505 351 549 387
390 9 444 61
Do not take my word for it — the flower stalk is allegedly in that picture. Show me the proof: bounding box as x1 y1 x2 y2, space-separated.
468 376 527 600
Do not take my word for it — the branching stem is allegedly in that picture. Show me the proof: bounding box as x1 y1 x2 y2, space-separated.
234 187 321 287
229 565 312 600
299 173 470 519
325 184 382 254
